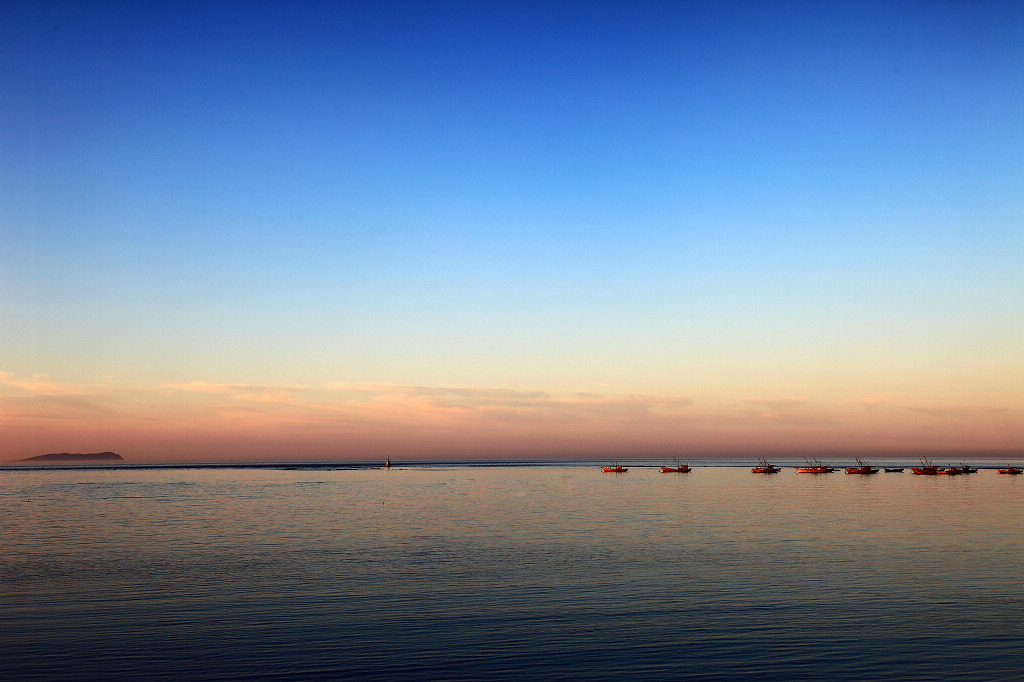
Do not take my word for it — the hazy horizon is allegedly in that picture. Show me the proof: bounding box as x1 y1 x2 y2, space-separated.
6 447 1023 466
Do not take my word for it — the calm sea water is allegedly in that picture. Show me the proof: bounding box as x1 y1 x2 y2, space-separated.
2 461 1023 680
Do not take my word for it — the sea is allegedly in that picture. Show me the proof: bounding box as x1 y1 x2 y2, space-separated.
2 459 1023 680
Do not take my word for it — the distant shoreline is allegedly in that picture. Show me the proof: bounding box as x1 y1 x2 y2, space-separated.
3 454 1022 472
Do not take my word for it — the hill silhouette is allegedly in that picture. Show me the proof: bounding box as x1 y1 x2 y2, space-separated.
18 452 124 462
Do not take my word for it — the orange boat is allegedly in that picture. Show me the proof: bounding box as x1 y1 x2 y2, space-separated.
998 467 1022 475
797 457 832 474
661 459 691 473
845 458 879 475
752 457 780 474
603 464 627 473
911 457 940 475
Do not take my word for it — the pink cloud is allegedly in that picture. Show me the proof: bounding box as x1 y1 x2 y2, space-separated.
0 372 110 397
3 370 1021 461
741 397 807 408
860 394 891 408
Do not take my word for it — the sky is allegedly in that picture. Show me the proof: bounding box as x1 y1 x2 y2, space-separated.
1 1 1022 461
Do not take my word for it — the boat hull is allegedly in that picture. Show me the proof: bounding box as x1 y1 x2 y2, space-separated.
660 466 690 473
752 458 779 473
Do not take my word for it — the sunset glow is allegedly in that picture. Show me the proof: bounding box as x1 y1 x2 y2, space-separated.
2 2 1021 461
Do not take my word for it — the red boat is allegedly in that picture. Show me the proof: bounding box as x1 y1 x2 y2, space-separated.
937 466 961 475
797 457 833 474
998 467 1022 475
603 465 627 473
661 460 691 473
752 457 780 474
845 458 879 475
911 457 940 475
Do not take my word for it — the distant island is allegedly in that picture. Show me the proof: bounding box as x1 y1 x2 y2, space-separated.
17 452 125 462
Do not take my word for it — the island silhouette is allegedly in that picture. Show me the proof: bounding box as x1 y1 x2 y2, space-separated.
17 452 124 462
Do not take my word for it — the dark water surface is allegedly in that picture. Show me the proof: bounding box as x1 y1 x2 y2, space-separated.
3 463 1023 680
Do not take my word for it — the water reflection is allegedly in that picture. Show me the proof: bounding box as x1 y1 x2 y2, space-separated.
2 465 1022 680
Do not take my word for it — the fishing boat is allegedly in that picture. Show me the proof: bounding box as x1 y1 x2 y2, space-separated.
661 459 691 473
911 457 940 475
845 458 879 475
937 466 962 475
796 457 832 474
997 467 1022 475
884 468 904 473
957 463 978 474
752 457 780 474
603 462 628 473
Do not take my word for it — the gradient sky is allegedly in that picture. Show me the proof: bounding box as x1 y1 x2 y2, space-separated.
2 1 1022 461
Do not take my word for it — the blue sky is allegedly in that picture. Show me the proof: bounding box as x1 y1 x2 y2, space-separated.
2 1 1022 459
